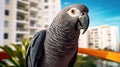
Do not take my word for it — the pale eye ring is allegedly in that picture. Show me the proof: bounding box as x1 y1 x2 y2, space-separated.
71 9 75 14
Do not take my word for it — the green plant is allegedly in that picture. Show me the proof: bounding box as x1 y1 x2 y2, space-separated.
0 38 30 67
74 54 96 67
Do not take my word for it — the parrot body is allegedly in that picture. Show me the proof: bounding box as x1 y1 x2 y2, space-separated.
26 4 89 67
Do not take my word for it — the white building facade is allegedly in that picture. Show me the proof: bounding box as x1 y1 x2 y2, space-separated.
79 25 119 51
42 0 61 29
2 0 61 45
0 0 5 46
88 25 119 51
78 30 89 48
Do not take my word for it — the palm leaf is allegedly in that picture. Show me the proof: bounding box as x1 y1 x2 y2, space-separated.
0 46 19 67
11 44 26 67
0 38 30 67
22 38 30 51
7 58 19 67
0 45 15 57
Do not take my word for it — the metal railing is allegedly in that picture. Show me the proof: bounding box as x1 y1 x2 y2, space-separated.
0 48 120 63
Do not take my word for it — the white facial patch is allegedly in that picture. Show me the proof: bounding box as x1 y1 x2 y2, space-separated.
67 8 81 17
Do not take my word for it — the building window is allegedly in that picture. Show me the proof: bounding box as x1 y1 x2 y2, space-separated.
38 16 41 19
37 24 41 27
4 33 8 39
5 10 9 16
53 0 55 2
30 29 35 35
45 25 48 28
5 0 10 5
39 0 41 2
44 0 48 2
95 45 98 48
39 8 41 10
4 21 9 27
44 6 49 9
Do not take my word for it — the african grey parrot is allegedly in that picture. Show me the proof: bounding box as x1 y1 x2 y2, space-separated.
26 4 89 67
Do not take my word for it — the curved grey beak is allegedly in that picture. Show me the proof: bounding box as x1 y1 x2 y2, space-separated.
77 15 89 34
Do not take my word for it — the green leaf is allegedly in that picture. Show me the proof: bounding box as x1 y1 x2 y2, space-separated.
8 58 19 67
0 45 15 57
22 38 30 51
11 44 26 67
0 38 30 67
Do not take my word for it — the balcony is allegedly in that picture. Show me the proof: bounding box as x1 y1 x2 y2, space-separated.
16 38 23 42
30 7 39 12
30 17 38 21
17 17 28 21
16 28 29 34
30 29 36 35
17 28 28 31
17 5 28 14
30 14 38 21
17 14 28 21
21 0 29 2
18 0 29 5
17 10 29 15
17 20 29 24
15 34 24 44
30 0 39 4
30 14 37 18
30 24 37 29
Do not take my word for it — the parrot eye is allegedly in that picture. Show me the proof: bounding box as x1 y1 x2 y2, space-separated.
67 8 80 17
82 13 85 16
71 9 75 14
81 12 86 16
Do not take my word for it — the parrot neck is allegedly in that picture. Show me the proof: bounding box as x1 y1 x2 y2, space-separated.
48 21 80 47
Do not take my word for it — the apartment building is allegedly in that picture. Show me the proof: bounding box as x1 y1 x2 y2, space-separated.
78 30 89 48
3 0 61 45
0 0 5 46
88 25 119 51
79 25 119 51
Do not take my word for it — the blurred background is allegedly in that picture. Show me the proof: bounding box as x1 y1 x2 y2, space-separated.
0 0 120 67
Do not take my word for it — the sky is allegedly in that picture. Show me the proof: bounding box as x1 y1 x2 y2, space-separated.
61 0 120 41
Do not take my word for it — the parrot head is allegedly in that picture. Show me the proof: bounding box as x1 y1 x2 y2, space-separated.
55 4 89 34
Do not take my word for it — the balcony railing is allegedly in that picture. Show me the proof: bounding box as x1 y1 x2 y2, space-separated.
30 7 39 12
16 38 23 42
30 30 36 35
17 6 28 12
17 16 28 21
0 48 120 63
18 0 29 5
78 48 120 63
30 0 39 4
18 0 29 2
30 24 37 28
30 15 37 18
22 0 29 2
17 28 28 31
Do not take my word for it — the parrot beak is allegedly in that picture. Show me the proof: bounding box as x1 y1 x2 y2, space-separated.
77 15 89 34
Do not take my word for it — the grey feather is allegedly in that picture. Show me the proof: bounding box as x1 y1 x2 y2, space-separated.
26 30 46 67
